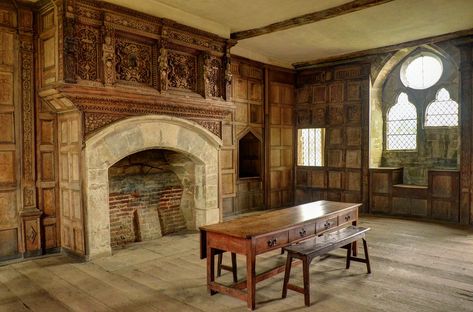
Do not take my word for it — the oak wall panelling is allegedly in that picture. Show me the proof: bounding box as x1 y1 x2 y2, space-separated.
0 3 21 260
0 2 23 261
295 64 370 211
58 111 84 255
459 43 473 225
37 102 60 253
230 57 265 216
267 69 295 209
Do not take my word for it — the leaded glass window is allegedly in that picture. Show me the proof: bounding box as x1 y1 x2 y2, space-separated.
297 128 324 166
387 93 417 150
425 88 458 127
400 52 443 90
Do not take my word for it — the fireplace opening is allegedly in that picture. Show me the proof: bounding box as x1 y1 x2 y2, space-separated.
108 149 195 248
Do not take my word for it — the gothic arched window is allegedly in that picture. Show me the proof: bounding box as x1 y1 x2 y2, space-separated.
425 88 459 127
386 93 417 150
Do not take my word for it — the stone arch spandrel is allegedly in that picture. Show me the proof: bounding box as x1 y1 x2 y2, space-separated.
83 115 222 259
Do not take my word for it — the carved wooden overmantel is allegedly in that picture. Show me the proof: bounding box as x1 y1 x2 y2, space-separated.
38 0 236 139
31 0 237 257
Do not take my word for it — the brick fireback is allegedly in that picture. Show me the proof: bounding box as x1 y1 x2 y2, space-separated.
108 149 191 248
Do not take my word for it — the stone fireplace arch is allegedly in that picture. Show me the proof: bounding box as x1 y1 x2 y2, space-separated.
83 115 222 259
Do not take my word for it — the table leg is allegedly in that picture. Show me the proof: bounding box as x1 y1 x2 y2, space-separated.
246 242 256 310
352 220 358 256
207 246 217 295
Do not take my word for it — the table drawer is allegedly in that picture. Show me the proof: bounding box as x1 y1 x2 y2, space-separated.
289 223 315 242
338 209 357 226
256 231 289 253
315 216 338 234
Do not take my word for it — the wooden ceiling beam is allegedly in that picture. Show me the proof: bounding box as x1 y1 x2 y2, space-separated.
293 28 473 69
230 0 394 40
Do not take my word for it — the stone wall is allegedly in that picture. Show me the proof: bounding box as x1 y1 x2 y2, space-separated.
108 150 187 248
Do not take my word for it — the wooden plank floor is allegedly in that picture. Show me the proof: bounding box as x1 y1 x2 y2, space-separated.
1 216 473 312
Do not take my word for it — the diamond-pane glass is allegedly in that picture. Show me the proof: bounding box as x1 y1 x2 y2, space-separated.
387 93 417 150
298 128 323 166
425 88 458 127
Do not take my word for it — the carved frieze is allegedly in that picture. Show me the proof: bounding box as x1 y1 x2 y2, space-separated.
167 29 224 53
83 109 224 139
76 3 102 21
168 51 196 91
84 112 126 134
77 25 99 81
297 72 326 86
104 12 160 35
115 37 153 85
195 120 222 138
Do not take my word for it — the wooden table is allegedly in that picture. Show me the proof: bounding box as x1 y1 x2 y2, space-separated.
199 200 361 310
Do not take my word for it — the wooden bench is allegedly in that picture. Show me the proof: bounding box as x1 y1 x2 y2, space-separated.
282 226 371 306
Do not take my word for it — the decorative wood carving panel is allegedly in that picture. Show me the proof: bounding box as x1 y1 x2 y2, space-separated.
77 25 100 81
115 36 153 85
168 51 196 91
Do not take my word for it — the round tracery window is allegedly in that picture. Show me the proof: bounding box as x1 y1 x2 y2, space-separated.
400 52 443 90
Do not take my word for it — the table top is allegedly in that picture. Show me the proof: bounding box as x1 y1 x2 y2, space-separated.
200 200 361 239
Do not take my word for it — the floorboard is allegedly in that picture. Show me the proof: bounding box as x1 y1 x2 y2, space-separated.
0 216 472 311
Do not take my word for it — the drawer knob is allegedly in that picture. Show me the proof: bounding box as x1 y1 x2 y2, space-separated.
267 238 277 247
345 215 351 221
324 222 330 229
299 228 306 237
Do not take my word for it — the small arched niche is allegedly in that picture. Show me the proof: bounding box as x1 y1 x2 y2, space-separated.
238 131 262 179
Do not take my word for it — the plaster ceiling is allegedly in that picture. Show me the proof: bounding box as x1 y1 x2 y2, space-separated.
99 0 473 67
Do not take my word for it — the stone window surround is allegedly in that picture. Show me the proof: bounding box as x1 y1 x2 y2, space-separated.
83 115 222 259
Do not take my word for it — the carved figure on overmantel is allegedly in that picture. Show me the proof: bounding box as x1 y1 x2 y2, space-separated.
158 46 169 92
103 28 115 86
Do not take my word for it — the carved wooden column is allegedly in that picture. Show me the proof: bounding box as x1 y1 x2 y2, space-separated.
459 43 473 225
18 7 42 257
102 26 115 86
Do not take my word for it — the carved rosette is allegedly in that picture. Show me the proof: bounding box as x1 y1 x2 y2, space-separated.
115 37 152 85
77 25 99 81
102 27 116 86
168 51 196 90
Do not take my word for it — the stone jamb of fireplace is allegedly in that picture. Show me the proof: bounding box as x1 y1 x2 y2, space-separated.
83 115 222 259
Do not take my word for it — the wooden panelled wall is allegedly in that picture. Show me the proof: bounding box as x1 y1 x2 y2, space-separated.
294 64 370 211
268 71 295 209
0 0 472 265
222 58 295 217
0 3 43 261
